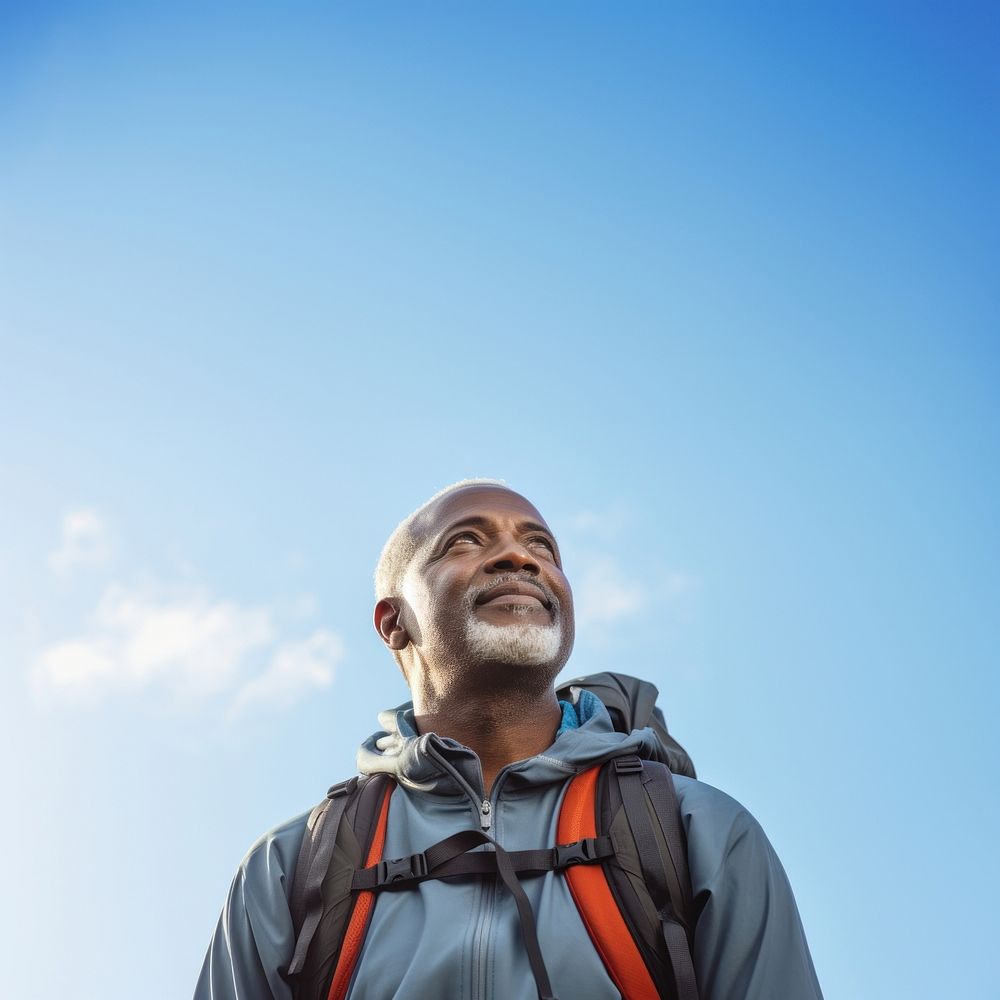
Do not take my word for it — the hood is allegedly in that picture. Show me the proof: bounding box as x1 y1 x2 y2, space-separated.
356 693 661 799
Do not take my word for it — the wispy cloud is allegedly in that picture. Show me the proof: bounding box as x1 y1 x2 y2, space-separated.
33 509 343 717
563 505 699 634
49 509 111 575
226 629 343 720
30 582 340 716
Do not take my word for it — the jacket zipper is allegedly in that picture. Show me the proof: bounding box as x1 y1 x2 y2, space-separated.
425 740 512 1000
472 876 497 1000
473 768 514 1000
424 740 497 831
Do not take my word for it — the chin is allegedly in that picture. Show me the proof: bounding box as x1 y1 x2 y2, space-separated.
464 620 564 667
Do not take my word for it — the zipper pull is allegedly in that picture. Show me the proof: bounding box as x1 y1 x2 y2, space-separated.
479 799 493 831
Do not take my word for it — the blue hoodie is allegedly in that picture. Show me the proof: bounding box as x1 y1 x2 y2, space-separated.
195 692 823 999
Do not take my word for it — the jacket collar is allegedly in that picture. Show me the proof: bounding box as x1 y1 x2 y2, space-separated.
356 690 659 798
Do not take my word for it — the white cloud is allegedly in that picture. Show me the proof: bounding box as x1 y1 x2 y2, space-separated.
227 628 341 720
30 582 339 717
49 509 111 575
32 639 118 701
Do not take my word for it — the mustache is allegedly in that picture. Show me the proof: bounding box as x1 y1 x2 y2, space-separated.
463 574 560 614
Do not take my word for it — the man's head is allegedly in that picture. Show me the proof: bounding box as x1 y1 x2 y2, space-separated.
373 480 575 697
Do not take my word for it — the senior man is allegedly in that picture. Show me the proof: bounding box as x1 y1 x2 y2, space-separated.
196 480 823 1000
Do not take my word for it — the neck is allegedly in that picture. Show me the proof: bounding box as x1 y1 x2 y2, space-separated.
412 672 562 794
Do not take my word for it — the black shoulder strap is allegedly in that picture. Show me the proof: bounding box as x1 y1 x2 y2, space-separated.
611 755 699 1000
287 776 362 977
288 772 396 988
637 761 694 934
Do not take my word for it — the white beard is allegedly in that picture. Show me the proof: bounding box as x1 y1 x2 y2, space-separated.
464 617 563 666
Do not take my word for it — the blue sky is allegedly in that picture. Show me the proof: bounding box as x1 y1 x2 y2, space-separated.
1 3 997 998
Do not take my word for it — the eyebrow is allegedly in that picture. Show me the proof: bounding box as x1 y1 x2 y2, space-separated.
437 515 556 540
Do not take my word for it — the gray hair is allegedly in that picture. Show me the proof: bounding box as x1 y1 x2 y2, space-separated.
374 478 509 600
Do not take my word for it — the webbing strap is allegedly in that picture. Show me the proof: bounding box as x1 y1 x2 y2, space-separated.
289 800 328 936
287 781 357 977
639 762 694 937
614 756 699 1000
662 922 698 1000
344 826 560 1000
615 757 672 907
351 834 614 891
489 829 559 1000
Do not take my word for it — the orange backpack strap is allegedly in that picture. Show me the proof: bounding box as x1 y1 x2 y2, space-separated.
558 765 662 1000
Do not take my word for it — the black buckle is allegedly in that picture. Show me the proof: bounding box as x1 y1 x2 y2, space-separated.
554 839 599 869
613 755 644 775
376 852 428 887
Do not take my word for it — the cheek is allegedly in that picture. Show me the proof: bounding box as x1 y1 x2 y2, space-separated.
401 568 470 628
400 570 433 624
553 572 573 607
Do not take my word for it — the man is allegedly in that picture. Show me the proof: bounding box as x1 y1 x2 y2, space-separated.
196 479 823 999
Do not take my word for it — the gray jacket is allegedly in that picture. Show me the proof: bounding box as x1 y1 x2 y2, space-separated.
196 698 823 999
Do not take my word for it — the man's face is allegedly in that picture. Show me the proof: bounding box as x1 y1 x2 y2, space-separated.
400 486 575 673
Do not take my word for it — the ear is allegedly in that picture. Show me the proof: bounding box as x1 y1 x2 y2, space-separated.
374 598 410 650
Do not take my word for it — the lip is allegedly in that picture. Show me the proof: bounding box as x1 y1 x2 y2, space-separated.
475 581 551 609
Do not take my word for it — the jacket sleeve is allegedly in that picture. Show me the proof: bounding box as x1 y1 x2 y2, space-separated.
194 815 308 1000
678 778 824 1000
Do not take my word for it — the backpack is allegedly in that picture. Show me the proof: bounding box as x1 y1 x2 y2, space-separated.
285 672 699 1000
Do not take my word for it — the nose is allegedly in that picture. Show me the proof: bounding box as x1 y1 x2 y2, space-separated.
485 534 541 576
